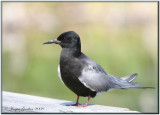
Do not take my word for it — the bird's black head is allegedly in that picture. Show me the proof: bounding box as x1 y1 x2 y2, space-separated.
43 31 81 49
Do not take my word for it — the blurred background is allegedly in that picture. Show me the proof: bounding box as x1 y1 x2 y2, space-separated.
2 2 158 113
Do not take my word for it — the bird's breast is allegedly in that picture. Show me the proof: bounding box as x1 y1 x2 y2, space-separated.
59 52 97 97
60 58 82 79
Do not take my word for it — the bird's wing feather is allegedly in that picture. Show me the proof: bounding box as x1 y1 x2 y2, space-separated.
78 59 115 92
78 58 140 92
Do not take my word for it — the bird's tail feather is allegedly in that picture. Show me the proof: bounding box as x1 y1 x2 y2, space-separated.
120 73 155 89
121 73 138 82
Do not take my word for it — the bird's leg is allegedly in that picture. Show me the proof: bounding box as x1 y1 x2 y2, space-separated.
78 95 91 107
66 95 80 106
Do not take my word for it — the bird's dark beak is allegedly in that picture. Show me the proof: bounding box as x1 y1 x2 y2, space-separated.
43 39 61 44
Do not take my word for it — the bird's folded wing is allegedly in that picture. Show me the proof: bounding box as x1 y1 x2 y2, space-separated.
78 60 140 92
78 61 116 92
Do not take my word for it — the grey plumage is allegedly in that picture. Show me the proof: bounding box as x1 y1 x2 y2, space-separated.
121 73 138 82
78 53 141 92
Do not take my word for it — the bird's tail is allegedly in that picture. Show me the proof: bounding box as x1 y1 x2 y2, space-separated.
121 73 155 89
121 73 138 82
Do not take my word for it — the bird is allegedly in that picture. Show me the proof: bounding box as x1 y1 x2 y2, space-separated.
43 31 154 107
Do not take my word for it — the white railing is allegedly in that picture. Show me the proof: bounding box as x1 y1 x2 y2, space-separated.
2 91 138 113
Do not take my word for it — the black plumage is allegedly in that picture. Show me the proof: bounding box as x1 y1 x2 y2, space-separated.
43 31 154 107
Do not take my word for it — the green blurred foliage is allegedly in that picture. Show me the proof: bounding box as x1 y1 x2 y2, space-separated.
2 2 158 113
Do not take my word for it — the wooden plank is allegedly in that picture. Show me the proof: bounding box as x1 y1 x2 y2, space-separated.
2 91 138 113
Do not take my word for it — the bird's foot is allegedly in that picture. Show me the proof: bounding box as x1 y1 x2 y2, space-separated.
77 104 88 107
66 103 81 106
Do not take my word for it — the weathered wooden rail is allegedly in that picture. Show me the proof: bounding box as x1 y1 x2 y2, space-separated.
2 91 138 113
